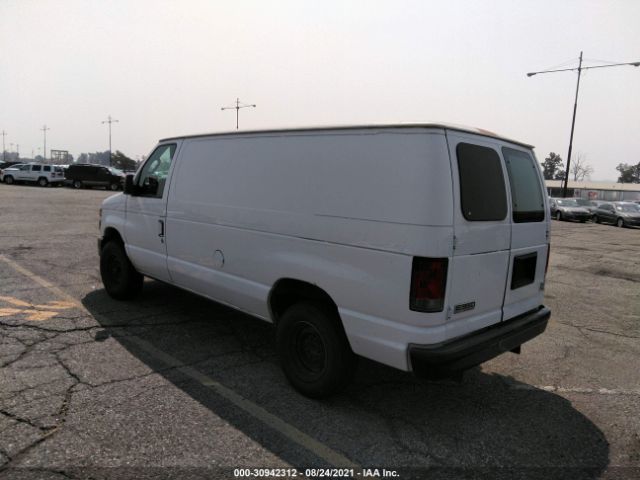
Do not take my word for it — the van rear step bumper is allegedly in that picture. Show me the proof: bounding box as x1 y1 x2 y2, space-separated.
409 306 550 379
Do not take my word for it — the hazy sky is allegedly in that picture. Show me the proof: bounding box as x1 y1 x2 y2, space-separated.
1 0 638 180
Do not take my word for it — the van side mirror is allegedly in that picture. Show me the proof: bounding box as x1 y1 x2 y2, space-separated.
124 174 137 195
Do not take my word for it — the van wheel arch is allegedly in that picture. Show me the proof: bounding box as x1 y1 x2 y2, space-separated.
101 227 125 252
268 278 341 325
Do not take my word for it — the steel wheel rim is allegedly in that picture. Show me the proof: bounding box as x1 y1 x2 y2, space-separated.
290 321 327 377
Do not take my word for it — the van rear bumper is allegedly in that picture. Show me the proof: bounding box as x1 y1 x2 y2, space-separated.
409 306 550 378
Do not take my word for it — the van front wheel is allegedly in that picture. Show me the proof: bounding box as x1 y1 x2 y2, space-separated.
100 241 143 300
276 302 356 398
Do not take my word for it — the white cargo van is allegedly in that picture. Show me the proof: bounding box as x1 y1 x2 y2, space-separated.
98 124 551 397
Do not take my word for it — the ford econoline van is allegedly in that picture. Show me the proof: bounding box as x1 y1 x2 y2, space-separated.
98 124 551 397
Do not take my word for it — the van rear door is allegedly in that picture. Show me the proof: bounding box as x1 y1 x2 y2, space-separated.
445 131 549 334
500 146 548 320
445 132 512 334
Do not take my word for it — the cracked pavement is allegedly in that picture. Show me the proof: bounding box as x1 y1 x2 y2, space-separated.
0 185 639 479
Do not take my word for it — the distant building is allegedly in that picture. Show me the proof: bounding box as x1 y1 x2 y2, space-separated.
545 180 640 201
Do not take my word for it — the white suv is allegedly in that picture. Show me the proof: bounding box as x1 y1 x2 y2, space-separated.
1 163 65 187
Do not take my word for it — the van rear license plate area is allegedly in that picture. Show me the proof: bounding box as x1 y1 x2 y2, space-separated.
511 253 537 290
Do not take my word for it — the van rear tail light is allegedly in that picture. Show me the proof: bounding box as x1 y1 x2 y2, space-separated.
409 257 448 312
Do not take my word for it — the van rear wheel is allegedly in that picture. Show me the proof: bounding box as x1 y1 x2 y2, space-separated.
276 302 356 398
100 241 143 300
73 180 83 189
109 183 119 191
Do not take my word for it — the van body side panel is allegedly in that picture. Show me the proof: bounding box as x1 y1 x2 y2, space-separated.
164 129 455 369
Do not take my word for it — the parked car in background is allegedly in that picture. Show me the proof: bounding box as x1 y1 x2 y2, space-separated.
572 198 599 218
593 202 640 228
65 164 125 190
1 163 65 186
549 198 591 222
0 163 24 183
0 161 22 171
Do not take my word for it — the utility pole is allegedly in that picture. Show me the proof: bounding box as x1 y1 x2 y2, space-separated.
16 144 19 161
41 125 50 162
102 115 119 166
1 130 6 162
221 98 256 130
528 52 639 197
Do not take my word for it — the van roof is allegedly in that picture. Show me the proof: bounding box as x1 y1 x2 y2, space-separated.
159 123 534 149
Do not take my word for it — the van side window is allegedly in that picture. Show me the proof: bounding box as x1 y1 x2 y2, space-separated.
43 166 51 172
136 144 176 198
456 143 507 221
32 165 42 172
502 148 545 223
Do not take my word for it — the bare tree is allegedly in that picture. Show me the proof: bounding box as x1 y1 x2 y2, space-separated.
571 153 594 181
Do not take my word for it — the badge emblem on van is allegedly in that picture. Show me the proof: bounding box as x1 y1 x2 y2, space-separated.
454 301 476 314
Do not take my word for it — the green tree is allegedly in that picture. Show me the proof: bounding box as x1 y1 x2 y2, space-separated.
111 150 137 171
541 152 564 180
616 162 640 183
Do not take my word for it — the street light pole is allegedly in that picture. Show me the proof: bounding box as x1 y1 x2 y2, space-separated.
1 130 6 162
527 53 640 198
40 125 50 162
221 98 256 130
102 115 119 166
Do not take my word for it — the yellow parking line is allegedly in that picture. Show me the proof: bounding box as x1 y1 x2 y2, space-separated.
0 254 359 469
0 255 87 312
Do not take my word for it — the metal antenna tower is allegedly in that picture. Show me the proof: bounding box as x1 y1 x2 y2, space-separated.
221 98 256 130
41 125 50 162
102 115 119 166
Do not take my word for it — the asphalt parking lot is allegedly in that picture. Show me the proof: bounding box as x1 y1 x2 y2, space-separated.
0 184 638 480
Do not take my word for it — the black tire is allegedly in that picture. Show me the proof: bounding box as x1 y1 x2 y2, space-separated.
38 177 48 187
100 241 143 300
73 180 83 189
617 218 625 228
595 215 600 224
555 211 562 221
4 176 14 185
109 182 119 191
276 302 356 398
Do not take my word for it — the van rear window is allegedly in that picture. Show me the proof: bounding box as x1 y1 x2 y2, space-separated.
456 143 507 221
502 148 545 223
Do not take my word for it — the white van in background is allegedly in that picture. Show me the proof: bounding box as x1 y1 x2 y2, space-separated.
98 124 551 397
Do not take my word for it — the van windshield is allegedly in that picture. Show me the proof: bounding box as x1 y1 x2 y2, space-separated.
502 148 545 222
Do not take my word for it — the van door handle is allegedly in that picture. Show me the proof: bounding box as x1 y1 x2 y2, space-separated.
158 219 165 238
